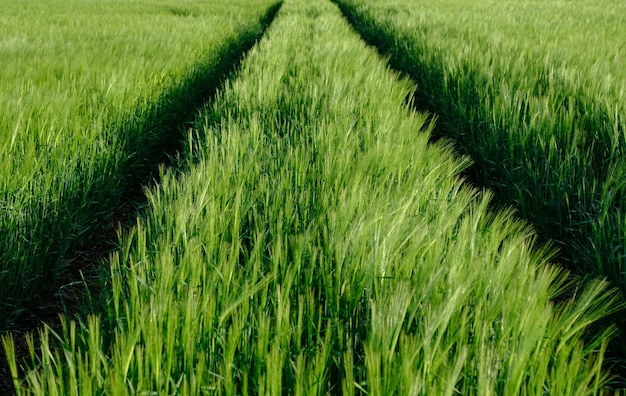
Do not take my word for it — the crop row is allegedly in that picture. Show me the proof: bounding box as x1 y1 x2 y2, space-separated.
0 0 280 330
3 0 618 394
334 0 626 346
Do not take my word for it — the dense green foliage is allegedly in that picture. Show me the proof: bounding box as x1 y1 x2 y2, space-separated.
334 0 626 313
0 0 279 329
3 0 618 394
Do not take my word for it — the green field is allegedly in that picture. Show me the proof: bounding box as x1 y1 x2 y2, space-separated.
0 0 280 330
1 0 625 394
334 0 626 319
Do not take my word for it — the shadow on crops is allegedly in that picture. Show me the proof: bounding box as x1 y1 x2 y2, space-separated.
0 3 283 393
332 0 626 389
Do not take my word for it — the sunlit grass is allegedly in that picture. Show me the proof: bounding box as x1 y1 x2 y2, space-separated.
3 0 618 393
334 0 626 341
0 0 280 329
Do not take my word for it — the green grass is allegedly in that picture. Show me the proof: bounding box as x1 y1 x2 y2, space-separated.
0 0 280 330
3 0 619 393
334 0 626 338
